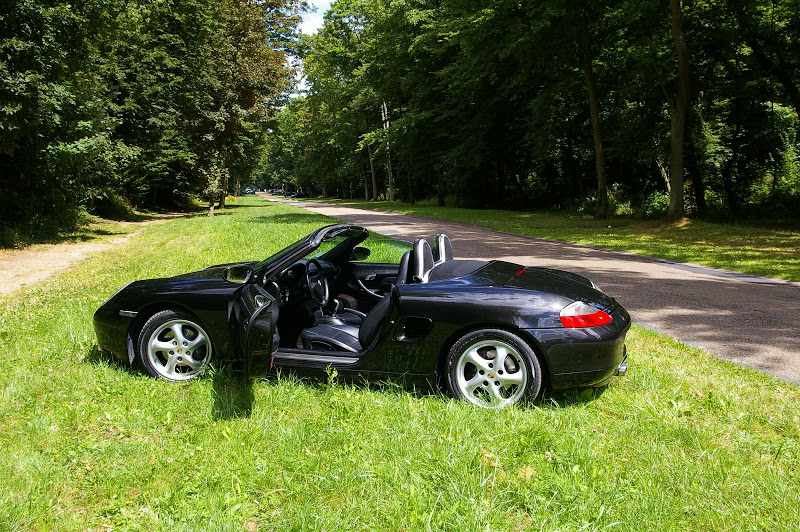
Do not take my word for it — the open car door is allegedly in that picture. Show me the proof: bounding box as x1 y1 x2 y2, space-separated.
232 283 279 378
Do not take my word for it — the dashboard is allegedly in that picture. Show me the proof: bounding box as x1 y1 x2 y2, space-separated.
269 259 341 305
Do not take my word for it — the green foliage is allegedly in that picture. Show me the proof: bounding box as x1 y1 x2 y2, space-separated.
1 0 301 245
5 0 800 245
263 0 800 220
640 192 670 219
1 0 119 238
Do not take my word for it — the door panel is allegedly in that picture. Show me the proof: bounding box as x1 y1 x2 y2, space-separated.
350 262 400 297
233 283 278 378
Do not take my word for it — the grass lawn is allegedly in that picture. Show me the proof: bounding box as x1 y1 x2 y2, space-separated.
313 198 800 282
1 196 798 530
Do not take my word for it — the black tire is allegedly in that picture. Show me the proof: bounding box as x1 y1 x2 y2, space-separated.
445 328 541 408
137 309 213 381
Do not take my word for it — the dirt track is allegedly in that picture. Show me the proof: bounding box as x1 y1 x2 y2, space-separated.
0 230 142 297
0 214 186 297
264 194 800 384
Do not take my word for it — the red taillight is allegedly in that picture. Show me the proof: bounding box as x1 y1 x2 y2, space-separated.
559 301 612 328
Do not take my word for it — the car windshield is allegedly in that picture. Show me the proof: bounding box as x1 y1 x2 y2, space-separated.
253 226 368 274
308 234 353 259
252 236 308 272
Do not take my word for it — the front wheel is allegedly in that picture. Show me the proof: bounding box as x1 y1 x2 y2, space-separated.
137 310 213 381
445 329 541 408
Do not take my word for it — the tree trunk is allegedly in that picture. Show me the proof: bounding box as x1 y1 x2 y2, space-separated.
234 175 241 198
686 143 706 214
208 198 215 216
657 159 671 192
399 104 414 204
512 172 527 200
581 14 609 218
667 0 692 220
217 150 231 209
437 174 445 207
686 118 707 215
494 106 506 205
364 167 369 200
218 170 228 209
366 144 378 201
722 117 743 216
381 101 394 201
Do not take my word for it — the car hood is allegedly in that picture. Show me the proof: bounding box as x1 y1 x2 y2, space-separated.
179 261 259 280
114 262 258 297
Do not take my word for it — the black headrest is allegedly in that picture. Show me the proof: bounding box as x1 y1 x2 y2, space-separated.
433 233 453 264
412 238 434 282
396 250 411 285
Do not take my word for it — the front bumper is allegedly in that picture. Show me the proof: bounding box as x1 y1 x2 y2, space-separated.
93 305 135 362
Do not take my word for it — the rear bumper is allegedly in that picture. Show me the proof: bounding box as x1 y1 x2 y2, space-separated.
523 304 630 389
547 346 628 389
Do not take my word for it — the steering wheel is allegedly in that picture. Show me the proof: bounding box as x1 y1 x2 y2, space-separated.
306 259 330 306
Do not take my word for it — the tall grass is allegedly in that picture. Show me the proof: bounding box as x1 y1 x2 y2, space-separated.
1 196 798 530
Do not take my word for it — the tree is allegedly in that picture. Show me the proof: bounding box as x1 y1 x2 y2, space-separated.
0 0 120 240
262 0 800 221
666 0 692 219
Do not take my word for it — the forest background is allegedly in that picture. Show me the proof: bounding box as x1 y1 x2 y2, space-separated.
2 0 799 247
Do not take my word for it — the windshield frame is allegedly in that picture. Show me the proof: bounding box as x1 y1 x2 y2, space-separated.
253 224 369 280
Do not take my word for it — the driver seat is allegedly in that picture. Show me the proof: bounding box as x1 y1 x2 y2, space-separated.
299 287 397 353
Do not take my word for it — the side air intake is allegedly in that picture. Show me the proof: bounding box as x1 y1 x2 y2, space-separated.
394 317 433 343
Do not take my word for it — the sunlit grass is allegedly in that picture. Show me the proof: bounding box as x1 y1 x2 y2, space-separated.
319 198 800 281
1 196 798 529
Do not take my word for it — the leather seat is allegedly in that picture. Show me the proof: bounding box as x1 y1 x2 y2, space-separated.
300 288 396 353
323 296 364 325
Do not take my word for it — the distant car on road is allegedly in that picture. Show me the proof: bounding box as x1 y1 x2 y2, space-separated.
292 191 309 198
242 188 255 195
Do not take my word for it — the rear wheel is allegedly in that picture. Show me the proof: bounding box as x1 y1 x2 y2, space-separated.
137 310 213 381
446 329 541 408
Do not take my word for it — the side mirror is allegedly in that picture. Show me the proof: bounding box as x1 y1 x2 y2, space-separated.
224 265 253 284
351 247 371 261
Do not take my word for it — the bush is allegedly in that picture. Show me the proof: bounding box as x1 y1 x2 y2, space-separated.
92 194 137 221
640 192 670 218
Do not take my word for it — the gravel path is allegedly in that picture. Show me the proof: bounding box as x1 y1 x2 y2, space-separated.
264 194 800 384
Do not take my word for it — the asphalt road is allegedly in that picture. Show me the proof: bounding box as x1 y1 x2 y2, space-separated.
262 194 800 384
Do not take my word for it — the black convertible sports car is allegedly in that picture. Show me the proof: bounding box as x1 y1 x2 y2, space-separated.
94 224 630 408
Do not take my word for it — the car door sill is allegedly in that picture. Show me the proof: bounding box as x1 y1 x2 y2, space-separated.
274 349 360 366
